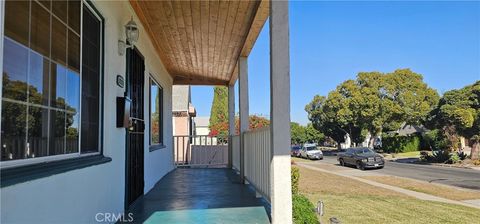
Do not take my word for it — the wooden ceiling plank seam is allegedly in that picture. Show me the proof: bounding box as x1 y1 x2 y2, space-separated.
221 1 250 81
212 0 229 80
214 1 238 81
226 0 262 83
147 0 182 74
190 1 203 79
170 0 195 78
218 0 242 82
180 1 199 76
208 0 220 80
130 1 175 78
200 1 210 79
163 1 189 74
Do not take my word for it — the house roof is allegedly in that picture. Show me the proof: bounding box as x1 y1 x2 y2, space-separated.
129 0 269 85
194 117 210 127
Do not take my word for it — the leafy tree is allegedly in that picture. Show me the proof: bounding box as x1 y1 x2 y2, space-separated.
426 81 480 159
290 122 325 145
355 69 439 146
306 69 438 148
305 123 325 144
209 86 228 130
209 115 270 137
291 122 306 144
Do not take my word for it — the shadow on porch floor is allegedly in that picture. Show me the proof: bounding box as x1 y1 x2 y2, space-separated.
125 168 271 223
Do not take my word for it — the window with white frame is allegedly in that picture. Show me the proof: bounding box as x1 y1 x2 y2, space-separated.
1 0 102 165
149 77 163 146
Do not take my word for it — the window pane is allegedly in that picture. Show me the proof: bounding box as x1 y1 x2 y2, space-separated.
29 52 50 106
151 82 160 144
52 0 67 23
68 0 81 34
5 0 29 46
68 31 80 72
49 110 65 156
1 101 27 161
2 38 29 101
80 6 101 153
31 1 51 57
27 106 49 158
66 113 79 153
66 70 80 113
50 62 67 109
51 17 67 65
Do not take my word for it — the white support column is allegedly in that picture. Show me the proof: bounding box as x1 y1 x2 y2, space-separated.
238 56 249 183
269 0 293 223
228 84 235 169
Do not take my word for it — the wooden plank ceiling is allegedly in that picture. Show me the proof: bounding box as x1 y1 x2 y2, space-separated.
130 0 269 86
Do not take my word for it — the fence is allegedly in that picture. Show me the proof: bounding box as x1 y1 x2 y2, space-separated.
243 127 271 202
231 135 240 170
173 135 228 168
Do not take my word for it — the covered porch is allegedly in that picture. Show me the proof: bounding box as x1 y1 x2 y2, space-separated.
129 0 292 223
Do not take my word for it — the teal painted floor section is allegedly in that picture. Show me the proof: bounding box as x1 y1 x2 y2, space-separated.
144 206 270 224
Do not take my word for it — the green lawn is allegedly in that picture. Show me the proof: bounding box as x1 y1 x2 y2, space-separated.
296 165 480 224
306 194 480 224
382 151 424 159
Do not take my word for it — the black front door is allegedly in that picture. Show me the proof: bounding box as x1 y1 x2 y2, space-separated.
125 48 145 207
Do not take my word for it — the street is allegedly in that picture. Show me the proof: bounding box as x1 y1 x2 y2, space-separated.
317 156 480 190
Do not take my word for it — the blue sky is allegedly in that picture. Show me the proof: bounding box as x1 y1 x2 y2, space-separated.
192 1 480 125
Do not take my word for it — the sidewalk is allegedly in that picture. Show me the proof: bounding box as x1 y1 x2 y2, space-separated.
297 162 480 210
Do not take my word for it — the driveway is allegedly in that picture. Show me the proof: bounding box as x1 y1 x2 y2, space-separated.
317 156 480 190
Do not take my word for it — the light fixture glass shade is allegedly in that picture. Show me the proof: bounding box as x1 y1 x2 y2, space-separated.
125 18 139 47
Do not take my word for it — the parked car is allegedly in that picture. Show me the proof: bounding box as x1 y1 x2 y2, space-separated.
300 144 323 160
337 147 384 170
291 145 302 157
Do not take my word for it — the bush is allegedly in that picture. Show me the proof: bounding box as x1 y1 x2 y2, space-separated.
422 130 448 151
291 166 300 195
381 134 421 153
292 194 319 224
448 153 460 164
424 150 450 163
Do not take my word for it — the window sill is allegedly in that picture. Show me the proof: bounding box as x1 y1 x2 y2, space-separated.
149 144 166 152
1 155 112 188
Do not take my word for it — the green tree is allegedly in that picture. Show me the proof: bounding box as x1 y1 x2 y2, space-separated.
355 69 439 146
305 95 362 149
305 123 325 144
306 69 439 148
426 81 480 159
209 86 228 130
290 122 306 144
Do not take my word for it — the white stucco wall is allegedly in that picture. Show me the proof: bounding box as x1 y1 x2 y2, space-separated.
0 1 174 223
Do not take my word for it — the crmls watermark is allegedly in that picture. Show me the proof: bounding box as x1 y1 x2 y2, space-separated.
95 212 134 223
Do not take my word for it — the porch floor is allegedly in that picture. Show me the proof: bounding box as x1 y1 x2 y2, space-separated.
126 168 271 223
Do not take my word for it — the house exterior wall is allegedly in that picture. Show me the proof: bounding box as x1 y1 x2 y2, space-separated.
0 1 174 223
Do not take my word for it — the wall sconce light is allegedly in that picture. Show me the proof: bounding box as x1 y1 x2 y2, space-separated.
118 17 139 56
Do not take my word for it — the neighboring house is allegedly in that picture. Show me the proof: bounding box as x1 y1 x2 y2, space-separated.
194 116 210 136
393 123 429 136
172 85 196 163
172 85 196 137
0 1 292 223
193 117 216 145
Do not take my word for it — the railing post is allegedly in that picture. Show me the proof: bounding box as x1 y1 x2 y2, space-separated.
228 85 235 169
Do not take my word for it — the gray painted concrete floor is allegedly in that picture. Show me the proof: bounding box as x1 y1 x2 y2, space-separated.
125 168 271 224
